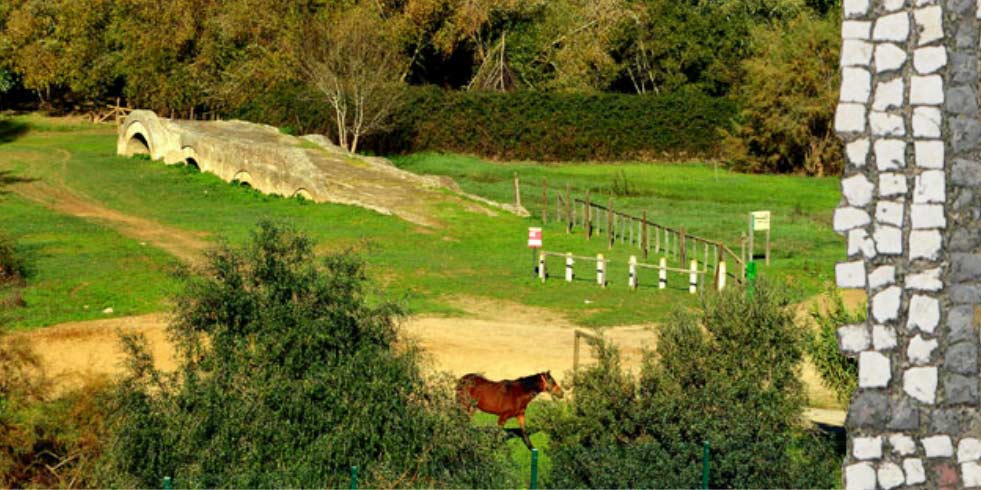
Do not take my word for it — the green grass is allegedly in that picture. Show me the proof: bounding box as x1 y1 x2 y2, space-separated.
0 116 845 330
0 195 180 329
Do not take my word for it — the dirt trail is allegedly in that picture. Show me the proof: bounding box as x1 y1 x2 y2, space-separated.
9 145 209 264
8 296 846 426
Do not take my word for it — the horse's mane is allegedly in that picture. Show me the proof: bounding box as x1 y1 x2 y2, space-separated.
516 372 545 393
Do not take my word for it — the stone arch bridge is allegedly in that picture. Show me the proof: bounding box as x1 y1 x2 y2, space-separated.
117 110 524 226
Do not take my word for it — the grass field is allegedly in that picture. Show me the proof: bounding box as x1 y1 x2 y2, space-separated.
0 116 844 330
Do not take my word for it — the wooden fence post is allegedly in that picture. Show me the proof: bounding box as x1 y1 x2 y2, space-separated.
538 252 547 282
541 178 547 224
717 261 727 291
596 254 606 287
641 212 649 260
659 257 667 289
629 255 638 290
565 253 574 282
689 260 698 294
655 225 661 253
607 199 614 250
565 184 572 233
680 226 687 265
513 173 521 208
585 190 591 240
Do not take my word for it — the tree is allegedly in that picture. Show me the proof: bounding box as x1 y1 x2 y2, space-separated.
542 282 840 488
99 222 515 487
721 11 841 175
302 5 407 153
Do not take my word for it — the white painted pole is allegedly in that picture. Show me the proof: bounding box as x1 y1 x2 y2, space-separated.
597 254 606 288
565 253 574 283
658 257 667 290
539 252 547 282
628 255 637 290
689 259 698 294
718 261 727 291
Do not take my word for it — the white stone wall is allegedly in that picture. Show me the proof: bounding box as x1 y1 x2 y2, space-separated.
835 0 981 487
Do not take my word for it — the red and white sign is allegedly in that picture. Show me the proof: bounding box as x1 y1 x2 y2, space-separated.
527 227 542 248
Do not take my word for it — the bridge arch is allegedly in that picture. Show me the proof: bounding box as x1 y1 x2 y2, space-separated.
124 130 151 156
293 188 313 201
232 170 254 187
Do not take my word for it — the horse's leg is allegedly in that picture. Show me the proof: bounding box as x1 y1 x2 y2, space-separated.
497 414 510 427
517 413 534 450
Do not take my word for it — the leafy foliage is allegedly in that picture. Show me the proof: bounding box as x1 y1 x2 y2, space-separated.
542 282 841 488
237 84 735 161
98 222 516 488
807 288 862 403
722 12 842 175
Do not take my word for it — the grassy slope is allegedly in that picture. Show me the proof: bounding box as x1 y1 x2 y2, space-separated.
0 117 843 330
0 195 179 328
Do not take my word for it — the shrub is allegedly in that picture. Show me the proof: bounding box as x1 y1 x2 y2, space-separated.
721 12 842 176
542 281 841 488
807 288 863 404
97 222 516 488
234 85 736 162
0 233 23 285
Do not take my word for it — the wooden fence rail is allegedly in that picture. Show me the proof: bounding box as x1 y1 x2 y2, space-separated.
537 250 727 293
551 196 745 283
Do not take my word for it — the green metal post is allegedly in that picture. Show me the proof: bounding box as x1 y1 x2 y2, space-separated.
530 448 539 490
702 441 710 489
163 476 172 490
350 466 358 490
745 261 758 297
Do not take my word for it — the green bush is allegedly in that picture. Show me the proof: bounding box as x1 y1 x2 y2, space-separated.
0 233 23 285
807 288 863 404
542 282 841 488
97 222 516 488
234 85 736 162
722 12 842 176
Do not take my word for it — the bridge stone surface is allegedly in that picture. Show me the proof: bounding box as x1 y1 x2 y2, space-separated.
117 110 525 226
835 0 981 488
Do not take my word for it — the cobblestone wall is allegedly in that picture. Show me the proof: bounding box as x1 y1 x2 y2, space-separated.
834 0 981 488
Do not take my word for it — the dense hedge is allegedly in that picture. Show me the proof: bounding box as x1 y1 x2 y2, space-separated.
234 86 735 161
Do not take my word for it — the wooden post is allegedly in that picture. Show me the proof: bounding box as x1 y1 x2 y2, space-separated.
513 172 521 208
541 178 548 224
538 252 547 282
659 257 667 289
573 333 581 374
641 212 649 260
679 226 687 265
765 227 771 266
689 260 698 294
596 254 606 287
607 199 614 250
717 261 727 291
565 253 574 282
565 184 572 233
585 190 591 240
703 242 708 271
655 225 661 253
629 255 638 290
747 213 754 262
629 217 634 246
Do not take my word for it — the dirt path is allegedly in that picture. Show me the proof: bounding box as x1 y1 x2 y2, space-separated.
7 296 846 426
8 145 210 264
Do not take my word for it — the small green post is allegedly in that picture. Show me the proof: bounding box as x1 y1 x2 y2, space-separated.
163 476 172 490
350 466 358 490
745 261 758 297
702 441 709 490
530 448 539 490
702 441 710 490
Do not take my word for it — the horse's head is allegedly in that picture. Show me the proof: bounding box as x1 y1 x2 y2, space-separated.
541 371 564 399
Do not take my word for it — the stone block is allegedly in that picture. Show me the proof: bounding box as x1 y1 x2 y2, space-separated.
945 342 979 375
854 436 883 459
834 207 871 232
924 435 954 457
908 334 939 364
843 20 872 39
912 106 943 137
913 5 944 45
874 12 910 41
876 200 904 226
904 458 926 485
843 0 870 17
840 324 871 353
877 462 905 489
869 265 896 289
904 366 938 403
836 103 867 133
908 295 940 333
873 325 898 351
847 139 871 167
837 260 867 288
872 286 902 322
873 78 904 110
910 75 945 105
959 438 981 463
874 43 907 72
914 45 948 73
906 267 943 291
913 170 946 204
911 204 947 229
891 434 916 455
914 139 944 169
843 174 875 206
878 173 907 197
909 229 943 260
860 351 892 388
870 111 906 136
951 253 981 282
945 373 979 404
951 158 981 186
842 67 872 103
888 397 919 430
845 462 876 490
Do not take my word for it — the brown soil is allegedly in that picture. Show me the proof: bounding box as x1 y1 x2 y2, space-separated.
8 296 846 425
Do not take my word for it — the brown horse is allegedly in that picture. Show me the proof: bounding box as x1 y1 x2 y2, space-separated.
456 371 564 449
